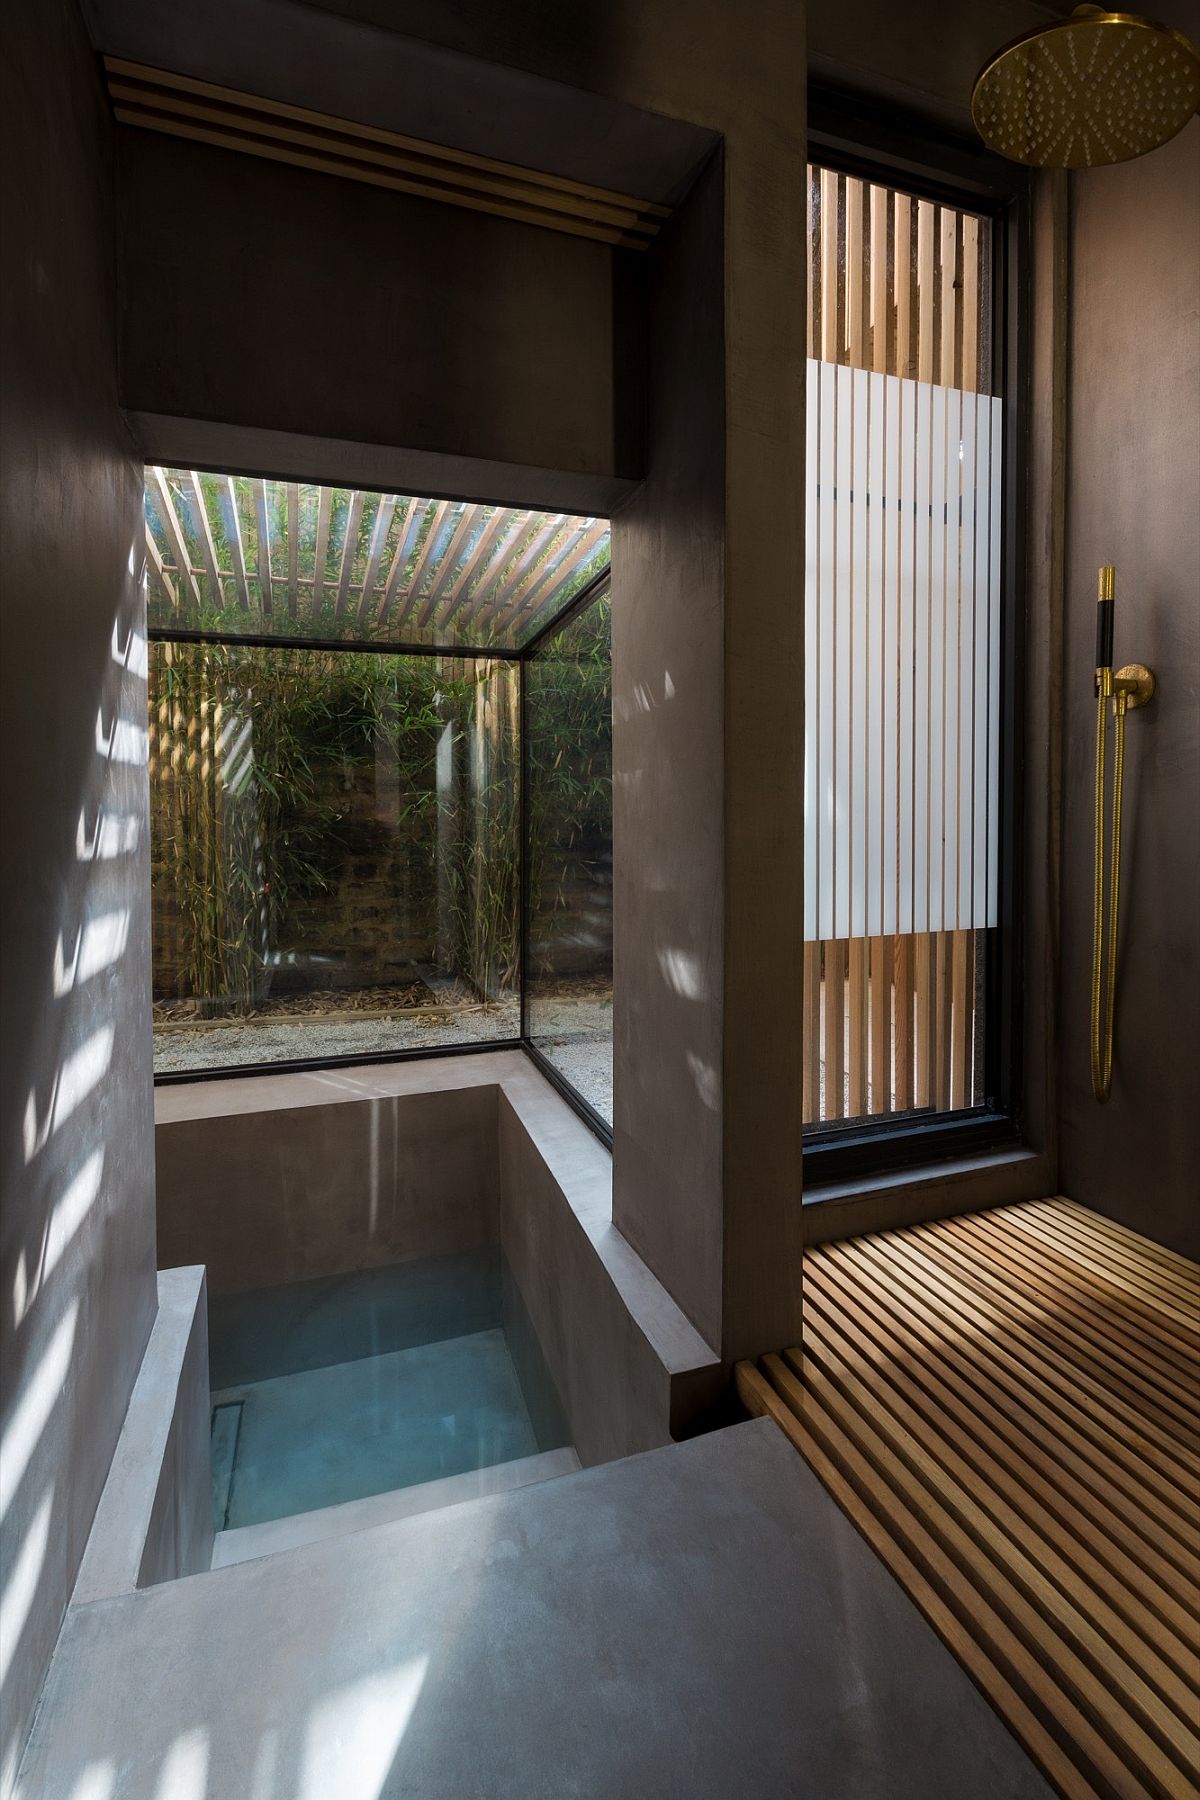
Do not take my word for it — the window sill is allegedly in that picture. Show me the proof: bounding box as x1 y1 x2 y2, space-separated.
802 1144 1051 1247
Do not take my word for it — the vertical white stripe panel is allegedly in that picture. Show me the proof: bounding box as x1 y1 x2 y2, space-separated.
911 380 932 934
804 359 1000 941
897 375 916 937
973 393 991 927
882 372 901 939
929 382 949 932
834 366 854 939
804 360 821 941
958 390 979 926
987 403 1003 926
941 386 961 932
850 366 870 940
819 360 838 939
866 371 887 936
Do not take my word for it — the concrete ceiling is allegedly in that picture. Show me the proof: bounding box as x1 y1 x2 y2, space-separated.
79 0 718 204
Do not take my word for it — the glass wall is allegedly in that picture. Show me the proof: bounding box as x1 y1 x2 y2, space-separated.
149 640 519 1073
145 466 616 1119
524 590 613 1125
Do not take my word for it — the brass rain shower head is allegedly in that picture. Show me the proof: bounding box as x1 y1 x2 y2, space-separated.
972 6 1200 168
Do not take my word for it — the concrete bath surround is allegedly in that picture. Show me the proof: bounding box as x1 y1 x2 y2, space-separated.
154 1050 720 1465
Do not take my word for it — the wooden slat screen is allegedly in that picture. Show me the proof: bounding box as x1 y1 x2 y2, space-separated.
804 164 997 1126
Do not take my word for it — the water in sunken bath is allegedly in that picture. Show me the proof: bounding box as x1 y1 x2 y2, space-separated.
208 1249 570 1532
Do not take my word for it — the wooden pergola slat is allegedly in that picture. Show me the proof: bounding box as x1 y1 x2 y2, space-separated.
394 499 451 631
416 504 478 629
144 523 176 608
376 499 425 626
453 515 532 632
494 521 581 623
286 483 300 617
492 519 604 638
217 477 251 611
333 489 365 619
516 520 609 639
253 478 273 616
475 519 559 638
184 471 223 607
356 493 397 627
311 486 332 621
150 468 201 611
438 507 520 631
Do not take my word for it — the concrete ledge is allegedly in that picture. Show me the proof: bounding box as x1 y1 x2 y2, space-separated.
129 413 639 520
156 1076 499 1294
803 1147 1052 1246
212 1447 580 1568
73 1266 212 1603
496 1064 719 1463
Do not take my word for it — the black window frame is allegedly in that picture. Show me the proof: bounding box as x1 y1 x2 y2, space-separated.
802 87 1030 1190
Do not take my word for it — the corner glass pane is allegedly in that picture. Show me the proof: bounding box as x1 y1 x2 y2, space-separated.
149 641 519 1073
525 592 613 1124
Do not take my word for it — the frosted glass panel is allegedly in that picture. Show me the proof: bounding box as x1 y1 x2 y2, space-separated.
803 359 1002 943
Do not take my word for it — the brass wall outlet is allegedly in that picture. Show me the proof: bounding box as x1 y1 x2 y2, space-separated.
1113 663 1155 710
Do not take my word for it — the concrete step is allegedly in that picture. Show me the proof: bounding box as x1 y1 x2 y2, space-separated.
210 1445 580 1569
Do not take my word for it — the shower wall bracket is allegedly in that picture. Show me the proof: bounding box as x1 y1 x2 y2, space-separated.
1108 662 1156 711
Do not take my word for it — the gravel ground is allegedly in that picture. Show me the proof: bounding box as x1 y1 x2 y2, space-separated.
153 990 614 1124
528 994 613 1124
152 998 521 1074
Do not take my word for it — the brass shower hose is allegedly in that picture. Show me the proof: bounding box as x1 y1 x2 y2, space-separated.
1091 668 1126 1103
1089 561 1154 1104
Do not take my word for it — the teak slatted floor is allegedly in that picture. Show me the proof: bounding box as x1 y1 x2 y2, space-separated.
736 1197 1200 1800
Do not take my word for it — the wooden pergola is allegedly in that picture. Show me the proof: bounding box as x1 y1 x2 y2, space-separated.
144 467 610 651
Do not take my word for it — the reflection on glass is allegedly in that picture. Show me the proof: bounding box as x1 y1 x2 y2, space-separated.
525 592 613 1123
149 641 518 1073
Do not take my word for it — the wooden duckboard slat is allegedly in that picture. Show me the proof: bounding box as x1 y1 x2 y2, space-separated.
737 1198 1200 1800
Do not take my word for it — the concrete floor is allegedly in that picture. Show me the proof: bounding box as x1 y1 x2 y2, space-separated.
21 1420 1054 1799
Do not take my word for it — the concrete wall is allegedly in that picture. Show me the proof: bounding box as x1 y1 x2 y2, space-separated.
0 3 158 1787
87 0 807 1366
117 129 639 492
1059 118 1200 1259
612 157 727 1348
156 1085 500 1294
363 0 811 1363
